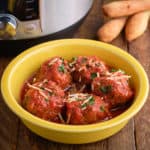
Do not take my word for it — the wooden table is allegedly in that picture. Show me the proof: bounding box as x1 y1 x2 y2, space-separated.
0 1 150 150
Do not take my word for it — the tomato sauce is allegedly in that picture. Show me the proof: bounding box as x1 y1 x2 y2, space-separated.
21 56 134 125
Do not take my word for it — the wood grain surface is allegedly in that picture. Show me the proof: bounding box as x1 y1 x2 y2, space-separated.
0 0 150 150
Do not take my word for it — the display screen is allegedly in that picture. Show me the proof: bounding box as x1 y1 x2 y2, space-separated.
0 0 39 21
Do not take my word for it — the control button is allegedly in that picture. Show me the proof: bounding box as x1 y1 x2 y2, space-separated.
24 23 37 33
0 15 17 39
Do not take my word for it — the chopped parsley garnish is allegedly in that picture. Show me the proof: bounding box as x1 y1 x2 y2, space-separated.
81 96 95 109
118 69 125 74
69 57 77 67
110 68 117 72
88 97 95 105
91 72 97 79
100 85 112 94
40 87 45 90
82 57 88 63
99 106 105 112
110 68 125 74
81 103 87 109
75 97 84 101
44 98 49 101
58 65 65 73
72 57 77 61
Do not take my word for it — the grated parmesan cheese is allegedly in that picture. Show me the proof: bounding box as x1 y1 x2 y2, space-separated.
79 84 86 92
78 66 86 72
97 72 100 77
48 58 58 66
66 113 71 124
58 113 65 124
27 83 49 100
79 76 82 82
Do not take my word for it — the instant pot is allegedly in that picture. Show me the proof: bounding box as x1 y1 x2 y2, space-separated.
0 0 93 55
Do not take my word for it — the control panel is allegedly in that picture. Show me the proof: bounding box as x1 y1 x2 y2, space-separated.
0 0 41 39
10 0 39 21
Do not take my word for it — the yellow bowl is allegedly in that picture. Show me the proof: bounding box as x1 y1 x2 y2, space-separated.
1 39 149 144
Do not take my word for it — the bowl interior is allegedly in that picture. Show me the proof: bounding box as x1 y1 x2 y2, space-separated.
1 39 149 131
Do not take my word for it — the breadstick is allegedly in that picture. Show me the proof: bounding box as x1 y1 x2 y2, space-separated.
103 0 150 18
125 11 150 42
97 17 127 43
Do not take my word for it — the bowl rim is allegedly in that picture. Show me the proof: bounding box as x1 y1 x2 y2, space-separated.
1 39 149 132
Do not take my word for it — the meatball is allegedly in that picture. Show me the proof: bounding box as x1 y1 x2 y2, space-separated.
65 93 110 124
92 70 134 107
22 80 65 123
70 56 108 85
35 57 72 89
21 56 135 125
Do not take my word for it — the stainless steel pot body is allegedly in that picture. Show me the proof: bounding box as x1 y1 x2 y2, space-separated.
0 0 93 40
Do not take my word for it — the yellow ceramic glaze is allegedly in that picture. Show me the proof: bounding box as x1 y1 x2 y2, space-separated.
1 39 149 144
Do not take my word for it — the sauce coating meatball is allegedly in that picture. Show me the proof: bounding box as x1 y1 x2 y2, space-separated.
22 80 65 123
92 70 133 107
21 56 134 125
70 56 108 85
35 57 72 89
65 93 110 124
